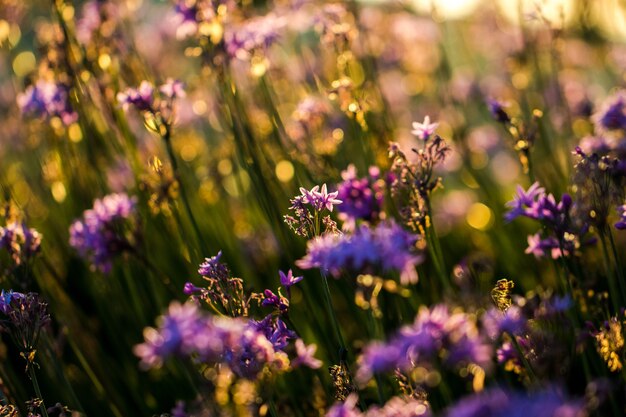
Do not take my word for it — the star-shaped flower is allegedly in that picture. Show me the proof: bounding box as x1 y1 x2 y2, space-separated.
411 116 439 141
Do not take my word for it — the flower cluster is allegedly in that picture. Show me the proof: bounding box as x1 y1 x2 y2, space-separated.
284 184 341 237
0 291 50 362
224 14 284 61
442 387 586 417
356 304 492 383
336 165 385 230
17 80 77 125
134 301 320 379
326 393 430 417
388 122 450 231
296 221 423 285
69 193 138 273
117 79 185 124
0 222 42 269
506 182 594 259
186 251 256 317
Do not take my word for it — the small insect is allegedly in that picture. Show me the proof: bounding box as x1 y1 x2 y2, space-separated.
491 279 514 312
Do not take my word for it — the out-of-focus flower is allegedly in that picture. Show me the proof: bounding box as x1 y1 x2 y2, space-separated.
442 387 586 417
356 304 491 383
297 221 423 285
593 90 626 132
411 116 439 141
224 14 284 61
17 80 77 125
615 203 626 230
325 392 431 417
487 99 511 124
336 165 385 230
292 339 322 369
117 81 155 112
69 193 138 273
0 222 42 268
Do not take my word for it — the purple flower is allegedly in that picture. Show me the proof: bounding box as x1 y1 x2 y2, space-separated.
261 289 289 312
279 269 303 289
326 393 431 417
487 98 511 124
615 204 626 230
159 78 186 99
299 184 343 212
0 222 42 267
504 182 546 222
296 221 423 285
69 193 138 273
443 387 585 417
117 81 155 112
0 291 50 355
224 14 284 61
411 116 439 141
198 251 229 279
336 165 384 230
356 304 491 383
594 91 626 132
292 339 322 369
17 80 77 125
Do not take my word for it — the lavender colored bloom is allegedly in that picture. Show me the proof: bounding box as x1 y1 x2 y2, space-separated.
292 339 322 369
482 306 526 340
69 193 138 273
17 80 77 125
615 204 626 230
299 184 342 212
137 300 302 379
279 269 303 289
357 304 491 383
261 289 289 312
411 116 439 141
504 182 546 223
336 165 384 230
117 81 155 112
487 98 511 124
0 222 42 267
443 387 585 417
594 91 626 132
296 221 423 285
0 291 50 357
198 251 229 279
326 393 431 417
159 79 186 99
224 14 284 60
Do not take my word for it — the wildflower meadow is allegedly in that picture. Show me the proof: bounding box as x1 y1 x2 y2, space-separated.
3 0 626 416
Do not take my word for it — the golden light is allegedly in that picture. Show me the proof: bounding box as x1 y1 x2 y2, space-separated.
275 160 294 183
411 0 484 20
466 202 493 230
12 51 36 77
496 0 578 27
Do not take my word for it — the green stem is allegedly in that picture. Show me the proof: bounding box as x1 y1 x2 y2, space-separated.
508 333 538 384
320 271 347 361
599 232 621 312
163 127 207 257
28 365 49 417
